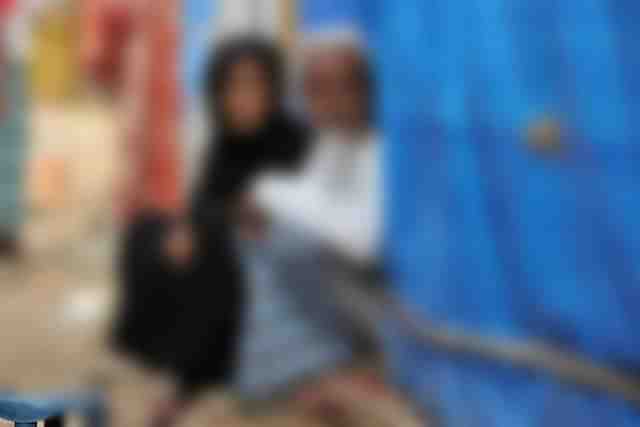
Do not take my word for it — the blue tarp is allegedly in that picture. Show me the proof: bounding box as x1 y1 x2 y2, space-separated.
300 0 369 33
302 0 640 425
182 0 216 111
182 0 216 180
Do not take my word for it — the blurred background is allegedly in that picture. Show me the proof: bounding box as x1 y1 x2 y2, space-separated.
2 1 640 426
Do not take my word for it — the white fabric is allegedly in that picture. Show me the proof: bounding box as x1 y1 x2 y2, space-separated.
254 131 381 264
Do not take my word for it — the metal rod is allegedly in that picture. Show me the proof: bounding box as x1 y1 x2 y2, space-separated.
331 281 640 407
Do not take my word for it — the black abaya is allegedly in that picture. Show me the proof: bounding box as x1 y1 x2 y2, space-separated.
113 116 309 396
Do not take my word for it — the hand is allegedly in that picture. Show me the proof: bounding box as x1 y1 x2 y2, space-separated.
165 223 195 267
234 196 269 240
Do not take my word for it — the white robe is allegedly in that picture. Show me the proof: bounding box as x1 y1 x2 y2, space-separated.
254 131 381 265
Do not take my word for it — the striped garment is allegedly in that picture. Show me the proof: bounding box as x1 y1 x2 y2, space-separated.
233 222 358 403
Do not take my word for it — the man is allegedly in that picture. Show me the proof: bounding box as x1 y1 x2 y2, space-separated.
238 30 420 426
255 29 380 266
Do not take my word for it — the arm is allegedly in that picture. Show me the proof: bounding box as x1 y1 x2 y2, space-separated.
255 144 381 265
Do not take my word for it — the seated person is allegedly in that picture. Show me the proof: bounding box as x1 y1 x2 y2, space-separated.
233 30 421 426
255 30 380 268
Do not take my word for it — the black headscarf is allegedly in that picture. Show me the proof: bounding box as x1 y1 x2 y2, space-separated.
204 37 285 121
192 36 310 226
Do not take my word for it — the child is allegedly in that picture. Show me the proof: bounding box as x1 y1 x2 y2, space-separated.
113 36 309 427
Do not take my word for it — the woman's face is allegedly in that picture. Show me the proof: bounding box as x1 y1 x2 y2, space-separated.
222 58 273 134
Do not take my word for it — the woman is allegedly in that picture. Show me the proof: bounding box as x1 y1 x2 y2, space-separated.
113 37 309 427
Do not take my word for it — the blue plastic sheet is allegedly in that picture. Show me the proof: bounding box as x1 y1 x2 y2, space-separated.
182 0 216 110
302 0 640 425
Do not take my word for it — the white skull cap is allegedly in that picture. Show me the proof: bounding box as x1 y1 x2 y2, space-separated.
302 25 366 52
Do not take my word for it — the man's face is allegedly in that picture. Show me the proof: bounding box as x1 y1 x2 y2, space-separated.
304 47 369 133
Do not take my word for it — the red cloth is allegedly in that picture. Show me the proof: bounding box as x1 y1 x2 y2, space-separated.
0 0 14 20
81 0 182 219
82 0 134 90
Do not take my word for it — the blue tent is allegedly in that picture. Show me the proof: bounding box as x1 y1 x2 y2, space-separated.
302 0 640 425
182 0 216 110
